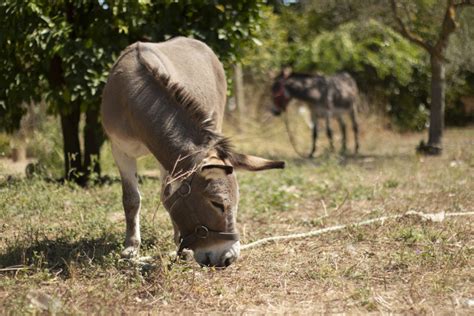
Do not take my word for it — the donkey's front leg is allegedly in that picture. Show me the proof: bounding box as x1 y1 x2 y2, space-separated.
337 116 347 153
309 110 319 158
112 144 141 258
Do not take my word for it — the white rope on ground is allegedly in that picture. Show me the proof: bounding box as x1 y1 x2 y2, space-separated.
240 211 474 251
121 211 473 266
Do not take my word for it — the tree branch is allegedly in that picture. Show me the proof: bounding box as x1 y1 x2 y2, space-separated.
454 0 474 8
390 0 433 53
433 0 461 56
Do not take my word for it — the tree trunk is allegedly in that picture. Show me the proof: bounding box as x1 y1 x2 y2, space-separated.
60 106 83 183
426 54 445 154
83 107 104 181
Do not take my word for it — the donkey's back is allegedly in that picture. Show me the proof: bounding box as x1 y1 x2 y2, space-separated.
327 72 358 113
101 37 227 144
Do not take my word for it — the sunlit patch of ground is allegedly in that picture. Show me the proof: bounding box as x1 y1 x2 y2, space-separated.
0 158 36 179
0 116 473 314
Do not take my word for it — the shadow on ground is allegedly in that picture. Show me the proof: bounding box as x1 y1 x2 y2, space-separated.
0 234 124 277
277 152 415 168
0 174 161 189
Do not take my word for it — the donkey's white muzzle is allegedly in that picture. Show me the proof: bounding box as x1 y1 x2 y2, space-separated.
194 240 240 268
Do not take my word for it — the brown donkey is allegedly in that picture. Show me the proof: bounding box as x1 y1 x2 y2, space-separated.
101 37 284 267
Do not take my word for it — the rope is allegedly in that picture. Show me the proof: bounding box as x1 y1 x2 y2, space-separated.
240 211 474 251
283 112 311 159
118 211 473 266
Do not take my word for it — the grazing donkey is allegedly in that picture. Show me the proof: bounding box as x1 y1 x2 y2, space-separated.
271 69 360 157
101 37 284 267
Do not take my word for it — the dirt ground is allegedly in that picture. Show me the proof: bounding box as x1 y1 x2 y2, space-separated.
0 118 473 314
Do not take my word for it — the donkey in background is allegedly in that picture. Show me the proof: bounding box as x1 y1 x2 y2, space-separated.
271 69 360 157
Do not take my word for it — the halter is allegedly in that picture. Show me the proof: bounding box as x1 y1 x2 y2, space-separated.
272 78 290 110
163 172 240 256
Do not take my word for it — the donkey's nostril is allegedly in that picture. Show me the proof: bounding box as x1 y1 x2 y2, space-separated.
223 257 232 267
271 108 281 116
200 253 211 267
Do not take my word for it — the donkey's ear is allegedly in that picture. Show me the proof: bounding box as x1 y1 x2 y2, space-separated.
229 153 285 171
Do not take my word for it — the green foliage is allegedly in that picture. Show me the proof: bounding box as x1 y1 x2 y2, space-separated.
386 0 474 128
243 1 474 130
241 7 289 76
240 4 436 131
295 20 422 83
0 0 265 131
391 0 447 45
290 19 431 131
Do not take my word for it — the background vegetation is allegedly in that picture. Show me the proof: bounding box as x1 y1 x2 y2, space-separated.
243 1 474 131
1 0 473 179
0 0 265 183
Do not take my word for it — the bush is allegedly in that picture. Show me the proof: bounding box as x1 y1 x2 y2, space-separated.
290 20 431 130
0 133 10 158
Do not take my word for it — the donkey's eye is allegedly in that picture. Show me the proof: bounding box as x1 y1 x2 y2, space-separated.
211 201 225 213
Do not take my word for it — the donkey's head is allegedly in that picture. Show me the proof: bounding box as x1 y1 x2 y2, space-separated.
271 68 292 116
163 149 284 267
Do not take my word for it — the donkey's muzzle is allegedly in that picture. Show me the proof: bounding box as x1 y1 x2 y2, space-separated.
194 240 240 268
271 108 282 116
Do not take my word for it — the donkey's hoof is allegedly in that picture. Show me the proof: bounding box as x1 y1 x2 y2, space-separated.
121 246 139 258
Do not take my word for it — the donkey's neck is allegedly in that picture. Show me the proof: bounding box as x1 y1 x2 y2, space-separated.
135 91 213 174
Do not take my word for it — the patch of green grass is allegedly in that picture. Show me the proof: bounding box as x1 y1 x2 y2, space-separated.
383 178 399 188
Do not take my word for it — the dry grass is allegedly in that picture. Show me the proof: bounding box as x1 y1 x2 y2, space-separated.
0 116 473 314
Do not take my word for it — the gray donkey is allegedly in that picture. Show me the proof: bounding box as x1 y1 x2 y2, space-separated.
101 37 284 267
271 69 360 157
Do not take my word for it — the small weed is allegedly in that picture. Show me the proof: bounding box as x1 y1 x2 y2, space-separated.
395 227 424 245
384 179 399 188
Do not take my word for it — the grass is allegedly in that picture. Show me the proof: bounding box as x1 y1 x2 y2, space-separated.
0 115 473 314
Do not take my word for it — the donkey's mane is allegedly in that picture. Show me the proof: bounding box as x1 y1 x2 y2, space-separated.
135 42 232 158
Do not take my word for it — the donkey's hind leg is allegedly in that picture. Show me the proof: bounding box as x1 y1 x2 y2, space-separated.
350 109 360 154
112 143 141 258
325 115 334 151
337 116 347 153
309 111 319 158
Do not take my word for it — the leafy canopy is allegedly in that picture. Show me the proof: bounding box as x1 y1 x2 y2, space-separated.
0 0 265 131
294 20 425 86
